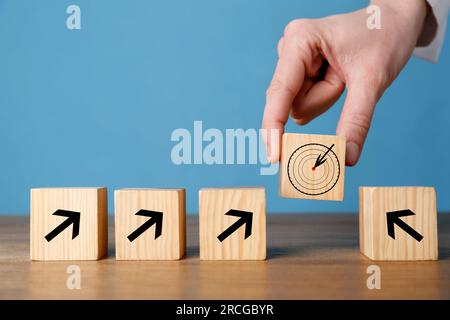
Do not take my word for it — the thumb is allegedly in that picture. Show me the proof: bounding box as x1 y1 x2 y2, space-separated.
336 82 379 166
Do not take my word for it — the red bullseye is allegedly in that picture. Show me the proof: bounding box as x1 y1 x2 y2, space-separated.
312 166 316 171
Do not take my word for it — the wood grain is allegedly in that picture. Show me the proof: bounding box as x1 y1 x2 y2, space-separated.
30 188 108 261
114 188 186 260
199 188 266 260
1 214 449 299
279 133 345 201
359 186 438 261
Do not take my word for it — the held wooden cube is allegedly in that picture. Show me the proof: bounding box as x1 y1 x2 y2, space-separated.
279 133 345 201
30 187 108 261
199 187 266 260
115 188 186 260
359 187 438 261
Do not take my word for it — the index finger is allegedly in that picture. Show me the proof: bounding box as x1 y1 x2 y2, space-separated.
262 36 310 162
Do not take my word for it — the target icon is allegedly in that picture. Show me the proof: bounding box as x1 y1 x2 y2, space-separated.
287 143 341 196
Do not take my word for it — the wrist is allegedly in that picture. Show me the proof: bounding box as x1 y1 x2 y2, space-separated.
370 0 428 41
370 0 427 21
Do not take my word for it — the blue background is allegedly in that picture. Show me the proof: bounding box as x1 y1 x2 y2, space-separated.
0 0 448 214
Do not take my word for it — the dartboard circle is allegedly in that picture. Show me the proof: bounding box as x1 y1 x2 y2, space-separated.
287 143 340 196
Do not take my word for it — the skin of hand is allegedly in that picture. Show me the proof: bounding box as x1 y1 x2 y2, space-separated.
262 0 429 166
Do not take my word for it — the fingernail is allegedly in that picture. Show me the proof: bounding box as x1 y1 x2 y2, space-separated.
346 142 360 166
267 152 277 164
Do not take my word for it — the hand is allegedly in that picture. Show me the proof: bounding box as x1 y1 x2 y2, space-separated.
262 0 428 166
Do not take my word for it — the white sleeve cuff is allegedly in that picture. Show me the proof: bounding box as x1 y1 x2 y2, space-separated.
414 0 450 62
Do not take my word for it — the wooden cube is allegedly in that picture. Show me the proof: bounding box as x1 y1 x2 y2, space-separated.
359 187 438 261
279 133 345 201
30 187 108 261
114 188 186 260
199 187 266 260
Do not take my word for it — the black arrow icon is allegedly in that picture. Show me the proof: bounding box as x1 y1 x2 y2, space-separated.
386 209 423 242
217 209 253 242
45 209 81 242
313 143 335 170
127 209 163 242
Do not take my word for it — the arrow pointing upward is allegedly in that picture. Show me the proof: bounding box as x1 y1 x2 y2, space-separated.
217 209 253 242
386 209 423 242
45 209 81 242
127 209 163 242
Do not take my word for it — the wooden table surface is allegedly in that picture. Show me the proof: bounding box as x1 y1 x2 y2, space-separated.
0 214 449 300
